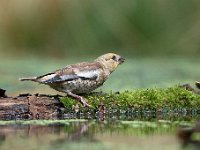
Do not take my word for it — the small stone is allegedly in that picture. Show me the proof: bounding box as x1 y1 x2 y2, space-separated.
0 88 6 98
18 93 32 97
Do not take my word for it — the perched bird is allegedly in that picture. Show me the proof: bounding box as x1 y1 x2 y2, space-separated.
19 53 125 107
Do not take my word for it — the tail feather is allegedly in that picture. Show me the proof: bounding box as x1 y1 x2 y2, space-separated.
19 77 37 81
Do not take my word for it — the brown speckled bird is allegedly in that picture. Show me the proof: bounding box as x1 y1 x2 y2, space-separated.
20 53 125 107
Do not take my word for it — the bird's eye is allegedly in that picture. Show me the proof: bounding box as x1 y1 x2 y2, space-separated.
111 55 116 60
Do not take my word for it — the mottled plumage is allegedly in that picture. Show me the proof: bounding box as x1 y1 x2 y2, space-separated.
20 53 125 107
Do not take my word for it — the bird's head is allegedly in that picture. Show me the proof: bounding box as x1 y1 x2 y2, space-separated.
95 53 125 73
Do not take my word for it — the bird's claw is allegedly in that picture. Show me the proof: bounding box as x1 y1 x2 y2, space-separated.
66 91 93 108
83 102 92 108
80 97 92 108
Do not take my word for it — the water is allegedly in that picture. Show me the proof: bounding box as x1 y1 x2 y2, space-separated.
0 119 196 150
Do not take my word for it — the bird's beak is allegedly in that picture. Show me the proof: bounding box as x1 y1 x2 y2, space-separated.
119 57 125 64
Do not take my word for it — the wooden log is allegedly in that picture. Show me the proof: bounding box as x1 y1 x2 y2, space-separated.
0 93 64 120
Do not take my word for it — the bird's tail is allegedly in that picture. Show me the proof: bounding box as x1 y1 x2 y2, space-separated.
19 77 37 82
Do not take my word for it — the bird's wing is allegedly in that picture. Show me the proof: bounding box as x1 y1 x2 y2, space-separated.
37 62 103 83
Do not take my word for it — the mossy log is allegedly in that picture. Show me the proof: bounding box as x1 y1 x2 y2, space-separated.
0 84 200 120
0 92 64 120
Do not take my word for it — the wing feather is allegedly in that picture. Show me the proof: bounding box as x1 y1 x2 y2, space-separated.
38 62 103 83
76 70 99 80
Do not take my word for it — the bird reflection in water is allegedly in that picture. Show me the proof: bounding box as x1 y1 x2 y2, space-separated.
0 121 99 149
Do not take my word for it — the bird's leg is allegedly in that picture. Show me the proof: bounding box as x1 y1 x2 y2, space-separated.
66 91 92 108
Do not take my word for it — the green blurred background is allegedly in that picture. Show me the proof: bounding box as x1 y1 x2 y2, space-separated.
0 0 200 95
1 0 200 57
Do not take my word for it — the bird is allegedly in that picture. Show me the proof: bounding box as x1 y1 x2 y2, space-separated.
19 53 125 107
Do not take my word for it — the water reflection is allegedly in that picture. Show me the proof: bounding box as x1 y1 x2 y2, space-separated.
177 122 200 150
0 122 99 150
0 120 197 150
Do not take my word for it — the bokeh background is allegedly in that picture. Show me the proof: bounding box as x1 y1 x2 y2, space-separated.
0 0 200 95
1 0 200 57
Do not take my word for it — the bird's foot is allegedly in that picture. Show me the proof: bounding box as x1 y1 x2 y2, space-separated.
80 98 92 108
67 91 92 108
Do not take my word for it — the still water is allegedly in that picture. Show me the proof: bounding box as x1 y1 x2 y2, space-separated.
0 118 198 150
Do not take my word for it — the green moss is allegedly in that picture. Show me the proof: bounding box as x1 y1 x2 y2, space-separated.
59 86 200 110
